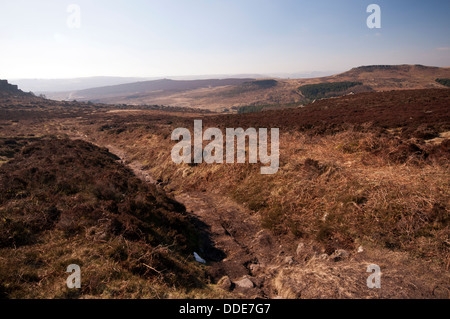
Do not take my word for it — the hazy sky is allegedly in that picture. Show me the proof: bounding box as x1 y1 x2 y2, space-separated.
1 0 449 79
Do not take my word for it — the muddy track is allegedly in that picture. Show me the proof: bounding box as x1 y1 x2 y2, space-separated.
70 132 283 298
112 149 285 298
175 192 285 298
67 133 450 299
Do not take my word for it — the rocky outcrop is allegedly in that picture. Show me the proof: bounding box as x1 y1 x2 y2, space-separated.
0 80 19 92
0 79 33 99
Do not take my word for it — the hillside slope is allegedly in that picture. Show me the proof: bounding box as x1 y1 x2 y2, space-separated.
0 88 448 298
43 65 450 111
66 88 449 298
328 65 450 90
47 78 253 105
0 138 214 298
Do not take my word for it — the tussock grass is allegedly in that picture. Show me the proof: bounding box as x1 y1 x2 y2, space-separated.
93 125 449 267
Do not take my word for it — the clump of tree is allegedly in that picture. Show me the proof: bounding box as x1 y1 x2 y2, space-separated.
298 81 363 100
237 102 298 114
436 78 450 87
224 80 278 97
246 79 278 88
237 105 267 114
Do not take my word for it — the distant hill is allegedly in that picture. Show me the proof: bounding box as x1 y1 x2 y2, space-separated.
74 78 254 97
43 65 450 111
328 64 450 90
13 76 153 93
25 72 334 95
46 78 255 105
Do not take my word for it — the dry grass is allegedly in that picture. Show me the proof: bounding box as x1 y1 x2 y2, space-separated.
85 125 449 268
273 245 449 299
0 88 448 298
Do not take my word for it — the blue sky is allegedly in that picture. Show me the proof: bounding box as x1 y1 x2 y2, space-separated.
0 0 449 79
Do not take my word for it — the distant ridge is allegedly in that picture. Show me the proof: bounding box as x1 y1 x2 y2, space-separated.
39 64 450 111
348 64 440 73
75 78 254 97
46 78 254 102
353 64 438 71
329 64 450 91
12 76 152 93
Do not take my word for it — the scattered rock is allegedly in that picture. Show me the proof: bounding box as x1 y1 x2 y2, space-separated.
296 243 305 256
284 256 294 265
234 276 255 289
331 249 350 262
357 246 364 253
217 276 233 291
249 263 262 274
274 275 302 299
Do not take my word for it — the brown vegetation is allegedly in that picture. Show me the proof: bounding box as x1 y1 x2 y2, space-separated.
0 86 448 299
76 89 449 267
0 138 225 298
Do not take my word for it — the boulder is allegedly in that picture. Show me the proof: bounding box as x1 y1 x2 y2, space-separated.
235 276 255 289
217 276 233 291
